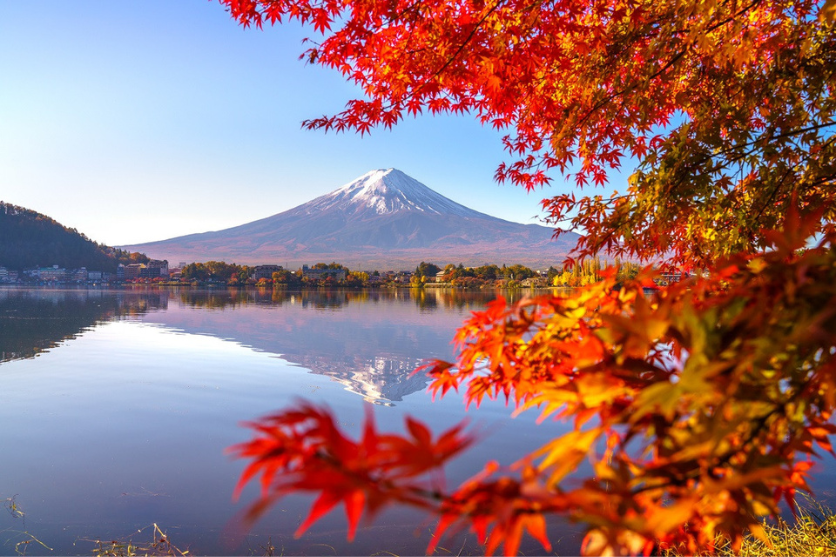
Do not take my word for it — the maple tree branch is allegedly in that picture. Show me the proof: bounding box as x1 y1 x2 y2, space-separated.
750 164 795 226
575 0 766 136
573 47 690 134
630 393 798 498
703 0 766 35
701 121 836 164
380 0 510 113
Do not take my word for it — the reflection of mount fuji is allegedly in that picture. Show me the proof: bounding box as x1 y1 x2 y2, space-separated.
0 288 169 364
143 289 501 405
291 352 424 406
1 287 506 405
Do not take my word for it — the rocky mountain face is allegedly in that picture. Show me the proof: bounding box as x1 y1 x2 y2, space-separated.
122 169 578 268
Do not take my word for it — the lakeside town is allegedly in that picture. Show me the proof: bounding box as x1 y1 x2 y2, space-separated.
0 258 691 288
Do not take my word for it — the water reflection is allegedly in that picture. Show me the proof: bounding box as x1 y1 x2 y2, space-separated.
152 288 507 405
173 287 526 311
0 287 510 404
0 286 581 556
0 287 534 405
0 288 168 363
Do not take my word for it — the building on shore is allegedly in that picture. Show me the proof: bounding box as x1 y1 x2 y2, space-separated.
70 267 88 282
123 263 145 280
658 269 691 285
37 265 67 282
252 265 283 280
301 265 347 281
144 260 169 278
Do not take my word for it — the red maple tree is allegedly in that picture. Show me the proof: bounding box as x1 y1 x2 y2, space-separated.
220 0 836 554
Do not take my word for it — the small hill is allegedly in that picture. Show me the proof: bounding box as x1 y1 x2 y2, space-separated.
0 202 148 272
122 169 578 268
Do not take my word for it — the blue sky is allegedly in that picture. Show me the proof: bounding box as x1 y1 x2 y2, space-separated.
0 0 624 246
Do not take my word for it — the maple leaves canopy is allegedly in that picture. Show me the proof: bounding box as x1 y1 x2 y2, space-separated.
219 0 836 555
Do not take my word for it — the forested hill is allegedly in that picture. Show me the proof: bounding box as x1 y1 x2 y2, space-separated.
0 202 148 272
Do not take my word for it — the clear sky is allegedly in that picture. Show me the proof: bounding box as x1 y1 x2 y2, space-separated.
0 0 625 246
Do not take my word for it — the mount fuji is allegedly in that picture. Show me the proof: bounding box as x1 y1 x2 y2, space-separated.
122 169 578 268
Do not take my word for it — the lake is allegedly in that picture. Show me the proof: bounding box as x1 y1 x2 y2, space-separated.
0 287 583 556
5 287 833 556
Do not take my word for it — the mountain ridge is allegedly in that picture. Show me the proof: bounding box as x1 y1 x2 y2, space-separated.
0 201 149 271
122 169 578 268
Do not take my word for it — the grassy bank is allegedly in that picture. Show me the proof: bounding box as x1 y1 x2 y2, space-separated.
666 498 836 556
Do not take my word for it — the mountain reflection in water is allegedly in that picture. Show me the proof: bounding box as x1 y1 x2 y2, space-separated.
0 287 527 405
0 286 581 556
151 288 526 405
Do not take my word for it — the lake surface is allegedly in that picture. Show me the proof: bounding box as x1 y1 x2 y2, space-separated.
0 287 583 556
4 287 834 556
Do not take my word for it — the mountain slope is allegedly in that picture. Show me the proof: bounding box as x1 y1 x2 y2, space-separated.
123 169 578 268
0 202 148 271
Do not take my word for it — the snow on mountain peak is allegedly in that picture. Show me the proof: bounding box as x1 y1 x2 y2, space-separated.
321 168 481 217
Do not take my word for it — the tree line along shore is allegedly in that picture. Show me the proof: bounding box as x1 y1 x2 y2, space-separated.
160 258 647 289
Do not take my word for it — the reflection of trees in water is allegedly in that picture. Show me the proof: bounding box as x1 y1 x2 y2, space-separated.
177 288 357 309
177 288 257 309
0 288 169 363
175 287 514 311
411 288 527 311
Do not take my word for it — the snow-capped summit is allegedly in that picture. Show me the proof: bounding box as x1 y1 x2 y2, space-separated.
307 168 485 217
122 169 578 268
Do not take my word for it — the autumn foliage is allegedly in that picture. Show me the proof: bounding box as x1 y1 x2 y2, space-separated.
220 0 836 554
